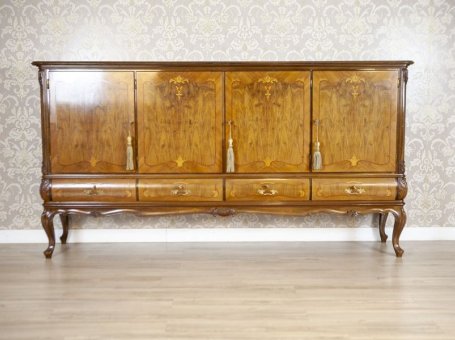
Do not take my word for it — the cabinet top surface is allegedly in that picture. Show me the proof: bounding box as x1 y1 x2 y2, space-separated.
32 60 413 69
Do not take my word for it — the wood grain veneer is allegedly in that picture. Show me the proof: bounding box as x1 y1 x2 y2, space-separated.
137 72 223 173
138 179 222 202
313 71 398 172
312 178 397 201
52 179 136 202
226 179 310 201
49 71 135 173
225 71 310 172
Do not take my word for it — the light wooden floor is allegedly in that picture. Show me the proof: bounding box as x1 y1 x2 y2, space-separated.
0 241 454 340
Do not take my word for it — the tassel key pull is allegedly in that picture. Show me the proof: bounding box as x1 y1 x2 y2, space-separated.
313 119 322 170
226 120 235 173
126 129 134 171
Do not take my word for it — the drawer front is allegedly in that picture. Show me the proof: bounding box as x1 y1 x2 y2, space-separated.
52 179 136 202
226 179 310 201
139 179 222 201
312 178 397 201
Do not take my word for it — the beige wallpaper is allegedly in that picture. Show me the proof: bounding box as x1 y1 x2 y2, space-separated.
0 0 454 230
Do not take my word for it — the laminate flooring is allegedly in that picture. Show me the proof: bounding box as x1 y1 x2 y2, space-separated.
0 241 454 339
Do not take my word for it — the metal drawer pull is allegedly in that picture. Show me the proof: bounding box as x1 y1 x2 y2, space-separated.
172 184 191 196
257 184 278 196
345 185 365 195
84 185 104 196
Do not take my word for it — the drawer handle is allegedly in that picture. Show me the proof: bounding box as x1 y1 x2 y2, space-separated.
345 185 365 195
171 184 191 196
83 185 104 196
257 184 278 196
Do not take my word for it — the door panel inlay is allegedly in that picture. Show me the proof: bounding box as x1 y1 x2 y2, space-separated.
313 70 398 172
137 72 223 173
226 71 311 173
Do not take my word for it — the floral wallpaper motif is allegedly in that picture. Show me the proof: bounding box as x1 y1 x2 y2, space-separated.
0 0 454 230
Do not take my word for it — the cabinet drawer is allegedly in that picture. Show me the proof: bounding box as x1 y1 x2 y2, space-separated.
139 179 222 201
312 178 397 201
226 179 310 201
52 179 136 202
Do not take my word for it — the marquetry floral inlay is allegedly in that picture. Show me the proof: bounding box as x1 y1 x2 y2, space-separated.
169 75 189 99
175 155 185 167
257 75 278 100
263 156 274 167
345 74 366 98
89 156 98 168
349 155 360 167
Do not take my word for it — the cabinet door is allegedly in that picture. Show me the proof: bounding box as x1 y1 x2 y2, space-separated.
137 72 223 173
226 71 310 173
49 71 135 173
313 71 398 172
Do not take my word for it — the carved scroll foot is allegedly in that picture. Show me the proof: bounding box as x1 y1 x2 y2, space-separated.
41 210 56 258
378 213 389 242
59 214 69 244
392 208 407 257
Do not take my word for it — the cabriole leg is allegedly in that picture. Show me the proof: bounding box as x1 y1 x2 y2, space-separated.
41 210 56 258
59 214 69 244
378 212 389 242
392 208 407 257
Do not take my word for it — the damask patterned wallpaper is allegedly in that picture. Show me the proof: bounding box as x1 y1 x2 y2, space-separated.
0 0 454 230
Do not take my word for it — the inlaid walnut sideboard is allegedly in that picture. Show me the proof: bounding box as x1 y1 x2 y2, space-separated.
33 61 413 258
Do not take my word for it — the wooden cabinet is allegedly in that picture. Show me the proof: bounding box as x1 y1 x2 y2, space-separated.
34 61 412 258
226 71 310 172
